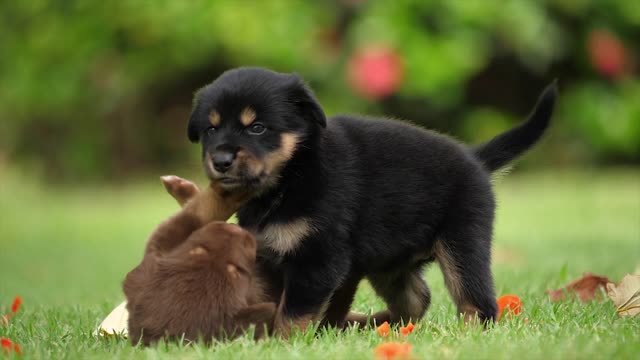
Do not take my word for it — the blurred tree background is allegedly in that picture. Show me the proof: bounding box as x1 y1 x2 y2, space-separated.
0 0 638 181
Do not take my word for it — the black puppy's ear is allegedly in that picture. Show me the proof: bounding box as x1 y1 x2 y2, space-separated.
187 88 206 143
187 110 201 143
288 75 326 128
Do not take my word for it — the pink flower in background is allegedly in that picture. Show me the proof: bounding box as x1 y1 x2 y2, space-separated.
587 29 627 79
347 45 404 100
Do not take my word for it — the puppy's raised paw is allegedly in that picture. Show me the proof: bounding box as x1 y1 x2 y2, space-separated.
160 175 201 206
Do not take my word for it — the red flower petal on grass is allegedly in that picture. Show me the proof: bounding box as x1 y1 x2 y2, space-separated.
11 297 22 314
399 322 414 336
0 338 10 350
374 342 412 360
1 338 22 356
497 294 522 321
376 321 391 337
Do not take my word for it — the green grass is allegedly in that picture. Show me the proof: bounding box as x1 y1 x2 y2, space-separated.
1 167 639 359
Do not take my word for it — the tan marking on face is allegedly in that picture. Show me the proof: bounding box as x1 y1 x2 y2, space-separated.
261 217 315 255
433 241 464 308
208 110 221 127
240 107 256 127
236 149 265 177
189 246 208 256
264 133 299 175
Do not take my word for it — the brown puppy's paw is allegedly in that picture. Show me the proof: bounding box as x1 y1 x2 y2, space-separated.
160 175 201 206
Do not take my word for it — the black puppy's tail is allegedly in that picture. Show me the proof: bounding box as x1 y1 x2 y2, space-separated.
473 82 558 172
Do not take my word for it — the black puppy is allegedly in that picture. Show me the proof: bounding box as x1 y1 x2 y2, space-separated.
187 67 556 333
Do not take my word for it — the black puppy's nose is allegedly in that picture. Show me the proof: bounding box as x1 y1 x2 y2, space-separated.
212 151 235 173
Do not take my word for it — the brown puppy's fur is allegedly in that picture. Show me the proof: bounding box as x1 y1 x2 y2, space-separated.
123 177 275 346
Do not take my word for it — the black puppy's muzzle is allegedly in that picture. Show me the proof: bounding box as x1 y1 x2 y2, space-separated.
212 150 236 173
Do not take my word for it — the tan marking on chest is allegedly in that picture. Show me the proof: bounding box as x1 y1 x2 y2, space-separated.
260 218 315 255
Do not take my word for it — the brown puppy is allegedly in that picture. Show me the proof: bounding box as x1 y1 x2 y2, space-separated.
123 177 275 346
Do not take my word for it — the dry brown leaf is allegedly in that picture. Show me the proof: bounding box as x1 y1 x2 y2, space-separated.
546 272 611 302
0 315 9 327
606 274 640 317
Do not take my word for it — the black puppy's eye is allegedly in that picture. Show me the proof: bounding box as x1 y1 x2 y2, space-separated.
205 127 216 136
247 123 266 135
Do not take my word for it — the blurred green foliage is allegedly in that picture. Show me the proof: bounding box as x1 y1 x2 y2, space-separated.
0 0 637 180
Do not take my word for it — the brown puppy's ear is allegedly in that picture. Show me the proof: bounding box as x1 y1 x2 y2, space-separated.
233 302 277 339
287 74 326 128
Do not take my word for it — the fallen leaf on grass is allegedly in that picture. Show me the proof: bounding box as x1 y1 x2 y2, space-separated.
376 321 391 337
1 338 22 356
496 294 522 320
606 274 640 317
546 273 611 302
374 342 412 360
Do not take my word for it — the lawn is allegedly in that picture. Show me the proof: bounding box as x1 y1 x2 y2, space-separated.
1 167 638 359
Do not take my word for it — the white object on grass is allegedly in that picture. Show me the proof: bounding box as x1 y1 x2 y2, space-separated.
96 301 129 337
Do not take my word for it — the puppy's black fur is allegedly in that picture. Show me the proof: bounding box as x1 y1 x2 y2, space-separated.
187 67 557 330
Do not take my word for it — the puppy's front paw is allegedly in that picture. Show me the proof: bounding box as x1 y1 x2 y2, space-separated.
160 175 201 206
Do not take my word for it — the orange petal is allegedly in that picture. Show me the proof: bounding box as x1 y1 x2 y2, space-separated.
15 344 22 356
11 296 22 314
1 338 12 351
1 338 22 356
399 322 414 336
497 294 522 321
376 321 391 337
374 342 412 360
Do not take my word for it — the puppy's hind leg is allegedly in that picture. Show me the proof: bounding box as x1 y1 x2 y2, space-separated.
434 215 498 324
322 273 363 328
367 268 431 325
